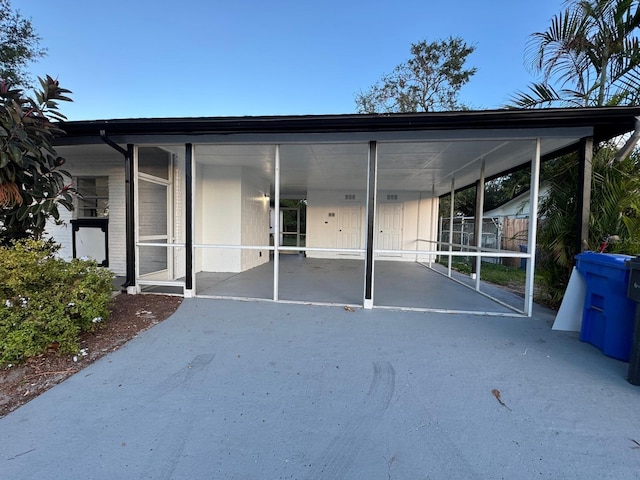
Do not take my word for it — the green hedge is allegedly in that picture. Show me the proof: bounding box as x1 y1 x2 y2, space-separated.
0 239 115 365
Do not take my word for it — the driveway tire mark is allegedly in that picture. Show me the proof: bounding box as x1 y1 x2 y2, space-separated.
367 361 395 411
308 361 395 479
138 355 214 479
152 353 215 399
142 413 196 480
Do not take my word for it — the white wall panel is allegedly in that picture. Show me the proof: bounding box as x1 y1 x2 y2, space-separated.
240 167 270 270
305 189 438 261
306 189 365 259
199 165 242 272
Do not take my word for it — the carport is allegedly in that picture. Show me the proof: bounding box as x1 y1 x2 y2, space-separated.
57 107 640 315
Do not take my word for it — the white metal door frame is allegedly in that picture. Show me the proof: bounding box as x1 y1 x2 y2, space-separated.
134 147 183 290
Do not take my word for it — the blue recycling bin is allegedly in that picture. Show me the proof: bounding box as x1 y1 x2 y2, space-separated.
519 244 527 269
576 252 635 361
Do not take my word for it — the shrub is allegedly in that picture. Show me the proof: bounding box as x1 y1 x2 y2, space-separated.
0 239 114 365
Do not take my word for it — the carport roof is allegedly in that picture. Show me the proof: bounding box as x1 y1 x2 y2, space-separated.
59 107 640 140
56 107 640 196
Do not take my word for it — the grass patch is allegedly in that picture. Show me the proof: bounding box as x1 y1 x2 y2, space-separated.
440 259 540 288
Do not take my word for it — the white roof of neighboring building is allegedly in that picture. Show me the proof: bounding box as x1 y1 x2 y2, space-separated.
485 183 550 218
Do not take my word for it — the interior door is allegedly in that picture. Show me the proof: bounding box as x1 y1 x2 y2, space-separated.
338 202 362 253
377 202 403 257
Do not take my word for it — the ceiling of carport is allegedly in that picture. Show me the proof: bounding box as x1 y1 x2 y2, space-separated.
57 122 592 199
187 131 586 198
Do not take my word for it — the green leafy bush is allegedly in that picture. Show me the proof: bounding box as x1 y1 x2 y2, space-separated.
0 239 114 365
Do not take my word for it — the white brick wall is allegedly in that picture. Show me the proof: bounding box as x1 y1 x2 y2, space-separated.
172 154 187 279
45 151 126 275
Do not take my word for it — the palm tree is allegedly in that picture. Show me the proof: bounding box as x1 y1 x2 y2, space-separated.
506 0 640 306
509 0 640 108
537 148 640 307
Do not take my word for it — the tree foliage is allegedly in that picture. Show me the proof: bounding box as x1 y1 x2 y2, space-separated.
439 170 533 219
0 76 73 245
509 0 640 108
355 37 477 113
0 0 46 88
537 148 640 306
505 0 640 305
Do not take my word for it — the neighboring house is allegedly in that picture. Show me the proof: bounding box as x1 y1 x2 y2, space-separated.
45 108 640 315
484 183 550 219
484 183 550 261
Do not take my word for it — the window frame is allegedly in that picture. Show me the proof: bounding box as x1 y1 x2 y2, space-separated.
74 176 109 219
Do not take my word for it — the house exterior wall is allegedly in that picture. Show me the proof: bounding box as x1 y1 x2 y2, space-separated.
194 165 203 273
45 152 126 275
195 165 270 273
415 193 439 263
172 154 187 279
305 189 438 262
307 189 352 254
198 165 242 272
240 167 269 271
376 191 438 262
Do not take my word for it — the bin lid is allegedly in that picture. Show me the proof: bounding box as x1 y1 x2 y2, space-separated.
575 251 633 269
627 255 640 268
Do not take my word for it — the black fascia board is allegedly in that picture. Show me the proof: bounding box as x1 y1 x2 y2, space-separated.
54 107 640 143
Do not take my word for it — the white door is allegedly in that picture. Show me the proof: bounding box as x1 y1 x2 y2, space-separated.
338 202 362 253
377 202 403 257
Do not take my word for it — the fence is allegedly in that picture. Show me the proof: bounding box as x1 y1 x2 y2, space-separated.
438 215 530 267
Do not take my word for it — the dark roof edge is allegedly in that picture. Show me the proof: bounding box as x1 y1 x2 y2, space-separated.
57 107 640 141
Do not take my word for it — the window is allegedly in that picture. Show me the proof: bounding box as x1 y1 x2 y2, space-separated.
75 177 109 218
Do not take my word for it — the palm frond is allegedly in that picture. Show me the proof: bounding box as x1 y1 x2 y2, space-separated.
506 83 563 108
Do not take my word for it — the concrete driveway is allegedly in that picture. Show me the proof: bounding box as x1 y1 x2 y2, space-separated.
1 299 639 479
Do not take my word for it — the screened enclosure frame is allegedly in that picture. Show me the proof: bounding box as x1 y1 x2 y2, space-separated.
54 108 640 316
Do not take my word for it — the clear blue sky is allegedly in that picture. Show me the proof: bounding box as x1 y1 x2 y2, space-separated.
18 0 563 121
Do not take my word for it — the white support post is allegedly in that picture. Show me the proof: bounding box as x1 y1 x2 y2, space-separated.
296 204 301 249
131 145 140 295
525 139 541 316
474 159 485 291
273 145 281 302
415 192 422 263
448 177 455 277
429 182 436 267
438 216 443 264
